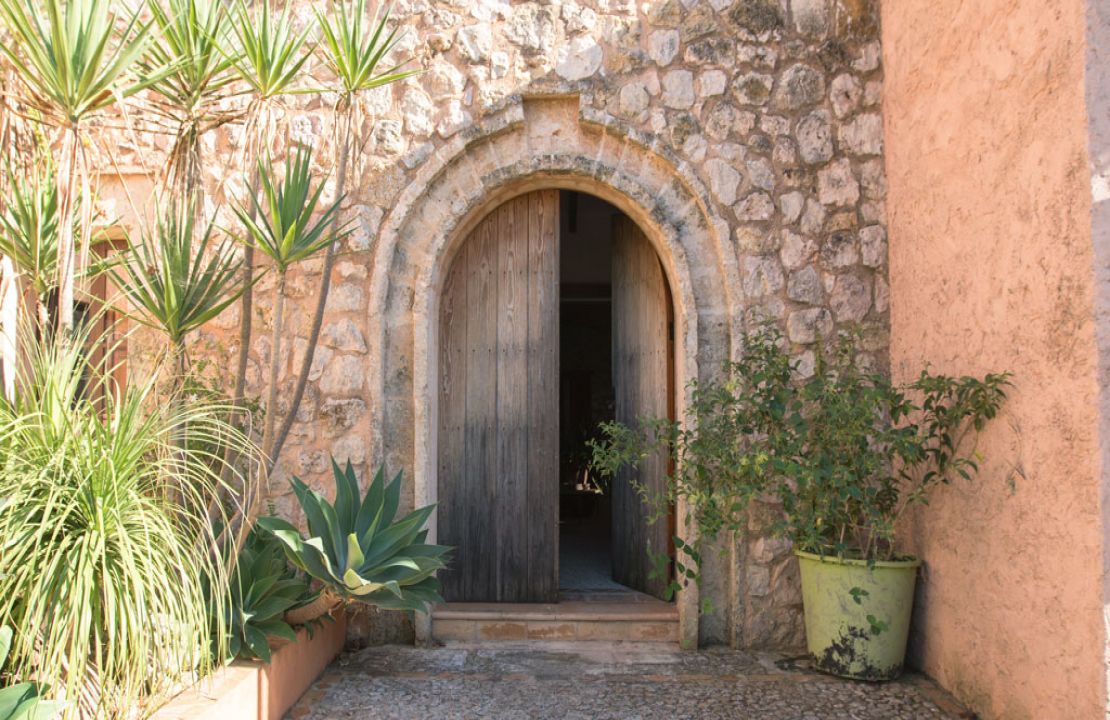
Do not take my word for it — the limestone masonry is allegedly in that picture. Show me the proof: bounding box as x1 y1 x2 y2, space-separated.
126 0 888 648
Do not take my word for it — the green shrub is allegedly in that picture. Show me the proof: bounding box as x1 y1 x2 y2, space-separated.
0 329 251 717
591 325 1010 593
259 460 451 612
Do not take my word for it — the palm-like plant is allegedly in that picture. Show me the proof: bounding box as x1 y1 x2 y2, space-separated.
0 328 252 718
259 460 451 612
143 0 241 200
0 160 59 328
0 0 169 331
223 0 316 454
233 145 347 466
270 0 414 468
0 626 63 720
112 201 246 377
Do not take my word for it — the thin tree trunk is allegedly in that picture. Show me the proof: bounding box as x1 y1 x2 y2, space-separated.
56 126 80 333
260 271 286 465
268 105 353 468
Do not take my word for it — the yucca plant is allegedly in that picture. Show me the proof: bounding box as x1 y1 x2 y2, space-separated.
223 0 316 457
0 327 253 718
111 200 246 375
143 0 242 200
0 626 63 720
0 159 59 328
259 460 451 613
219 529 311 663
233 145 347 465
0 0 169 331
270 0 414 469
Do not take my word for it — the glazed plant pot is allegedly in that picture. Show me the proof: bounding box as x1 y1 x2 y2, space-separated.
795 550 921 681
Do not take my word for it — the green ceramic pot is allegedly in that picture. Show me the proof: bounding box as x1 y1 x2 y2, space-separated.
795 549 921 681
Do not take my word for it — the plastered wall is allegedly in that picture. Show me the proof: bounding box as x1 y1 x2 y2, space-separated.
882 0 1106 717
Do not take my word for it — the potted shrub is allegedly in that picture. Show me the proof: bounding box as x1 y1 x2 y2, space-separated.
590 325 1009 681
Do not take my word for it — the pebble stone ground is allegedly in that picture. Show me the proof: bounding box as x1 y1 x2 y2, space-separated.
286 642 974 720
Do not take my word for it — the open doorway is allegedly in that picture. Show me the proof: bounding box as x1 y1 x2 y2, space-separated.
558 191 675 600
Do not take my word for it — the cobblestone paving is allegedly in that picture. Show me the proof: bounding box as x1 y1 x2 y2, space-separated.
287 642 973 720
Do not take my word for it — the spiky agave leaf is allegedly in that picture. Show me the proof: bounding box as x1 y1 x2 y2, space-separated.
258 460 452 613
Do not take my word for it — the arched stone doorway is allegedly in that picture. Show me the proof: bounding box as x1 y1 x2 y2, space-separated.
435 189 675 605
367 95 740 647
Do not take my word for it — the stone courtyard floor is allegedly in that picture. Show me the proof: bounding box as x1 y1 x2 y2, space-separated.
286 642 974 720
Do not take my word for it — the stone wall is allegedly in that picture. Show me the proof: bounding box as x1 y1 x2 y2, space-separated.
120 0 889 649
883 0 1107 717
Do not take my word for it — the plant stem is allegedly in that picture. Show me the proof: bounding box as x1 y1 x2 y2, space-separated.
268 101 353 469
56 125 80 333
260 270 285 464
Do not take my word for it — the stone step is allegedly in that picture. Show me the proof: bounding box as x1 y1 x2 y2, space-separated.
431 598 680 644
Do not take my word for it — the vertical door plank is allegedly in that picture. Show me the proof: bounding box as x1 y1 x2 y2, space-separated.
526 189 559 602
464 212 499 601
611 215 671 600
437 246 467 601
438 190 561 603
496 197 529 601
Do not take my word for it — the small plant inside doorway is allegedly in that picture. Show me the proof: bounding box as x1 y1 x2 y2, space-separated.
557 191 676 603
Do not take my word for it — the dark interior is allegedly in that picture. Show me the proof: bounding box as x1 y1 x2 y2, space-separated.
557 191 627 594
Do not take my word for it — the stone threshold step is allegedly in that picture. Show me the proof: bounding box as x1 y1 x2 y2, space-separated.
433 600 678 623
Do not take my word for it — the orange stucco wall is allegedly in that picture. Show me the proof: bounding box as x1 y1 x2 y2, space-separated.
882 1 1106 718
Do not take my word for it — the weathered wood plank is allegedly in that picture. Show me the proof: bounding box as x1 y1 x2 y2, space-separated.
526 189 559 602
437 244 467 601
463 211 500 601
495 197 529 601
610 215 671 600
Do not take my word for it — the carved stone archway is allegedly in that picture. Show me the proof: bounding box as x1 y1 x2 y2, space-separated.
366 95 741 647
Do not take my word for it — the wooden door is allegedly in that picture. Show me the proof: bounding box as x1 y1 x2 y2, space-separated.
610 216 671 600
438 190 559 603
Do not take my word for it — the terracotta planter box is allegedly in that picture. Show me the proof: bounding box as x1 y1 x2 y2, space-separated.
153 614 346 720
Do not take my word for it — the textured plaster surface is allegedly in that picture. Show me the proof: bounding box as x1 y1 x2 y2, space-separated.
882 0 1105 717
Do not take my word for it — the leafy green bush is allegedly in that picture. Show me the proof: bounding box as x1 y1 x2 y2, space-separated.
0 626 62 720
591 325 1010 588
259 460 451 612
0 329 251 717
220 529 312 663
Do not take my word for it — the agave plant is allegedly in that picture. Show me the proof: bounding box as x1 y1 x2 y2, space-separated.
220 529 311 663
112 200 246 371
0 0 169 330
233 145 347 463
0 626 63 720
269 0 414 470
259 460 451 612
0 327 252 718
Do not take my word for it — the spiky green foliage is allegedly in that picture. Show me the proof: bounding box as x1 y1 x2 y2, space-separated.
259 461 451 611
0 328 252 718
0 627 63 720
143 0 241 192
112 202 246 346
234 145 347 272
0 160 59 302
0 0 164 125
221 530 310 663
227 0 314 101
314 0 416 97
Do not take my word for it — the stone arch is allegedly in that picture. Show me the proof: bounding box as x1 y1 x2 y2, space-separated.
365 96 741 647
